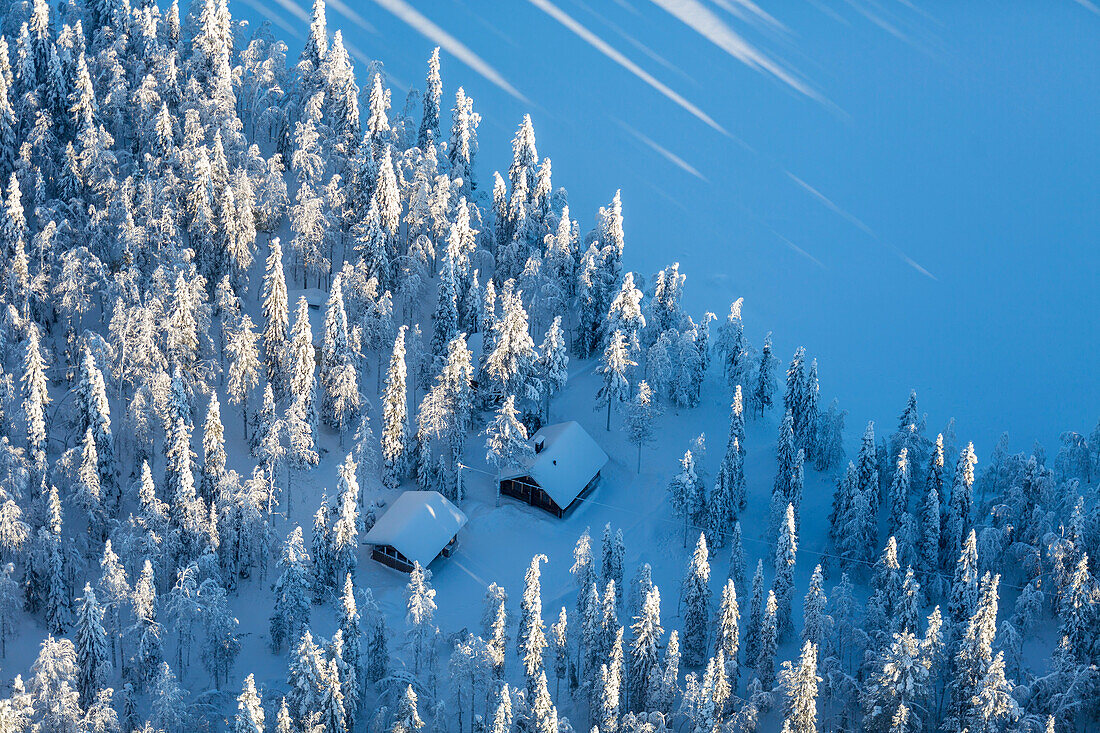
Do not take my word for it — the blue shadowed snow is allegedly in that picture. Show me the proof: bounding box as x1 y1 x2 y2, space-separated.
233 0 1100 453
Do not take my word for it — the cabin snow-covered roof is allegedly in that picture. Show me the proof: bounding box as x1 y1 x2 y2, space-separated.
364 491 468 567
500 421 609 509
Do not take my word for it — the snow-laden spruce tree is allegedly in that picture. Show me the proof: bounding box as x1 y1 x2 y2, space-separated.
270 526 311 654
261 238 290 395
628 584 663 712
744 560 767 667
518 554 549 695
405 561 437 675
337 574 364 717
537 316 568 421
235 673 264 733
668 450 704 547
754 590 780 691
28 634 84 733
752 331 778 417
21 321 50 465
226 314 261 442
329 455 359 588
712 389 747 516
75 349 115 503
320 274 361 434
887 447 911 538
311 496 333 602
129 559 163 688
596 329 635 431
74 583 110 709
780 640 819 733
418 46 442 149
801 565 830 652
946 573 1018 733
860 629 931 733
945 442 978 572
728 521 747 593
485 395 533 475
623 380 659 473
601 523 625 609
681 532 711 668
774 503 798 640
198 393 227 507
713 578 740 689
381 325 410 489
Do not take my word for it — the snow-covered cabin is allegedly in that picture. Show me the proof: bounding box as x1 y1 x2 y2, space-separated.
498 421 609 517
364 491 468 572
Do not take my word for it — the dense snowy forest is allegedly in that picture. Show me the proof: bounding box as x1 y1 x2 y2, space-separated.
0 0 1097 731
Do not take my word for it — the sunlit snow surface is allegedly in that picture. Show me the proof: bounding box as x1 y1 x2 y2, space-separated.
235 0 1099 453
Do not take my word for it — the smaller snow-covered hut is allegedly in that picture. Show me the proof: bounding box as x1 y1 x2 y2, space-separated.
498 421 608 517
364 491 468 572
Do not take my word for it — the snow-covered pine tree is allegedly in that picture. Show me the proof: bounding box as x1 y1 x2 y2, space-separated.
75 350 115 505
329 455 360 586
801 359 820 462
270 526 311 654
381 325 410 489
681 532 711 668
320 274 361 433
597 524 624 612
946 572 1017 733
21 322 50 465
288 296 317 410
755 591 779 691
887 447 911 539
815 398 846 472
537 316 568 421
771 411 797 540
628 584 663 712
226 314 261 442
944 442 978 572
784 347 807 441
752 332 778 417
130 559 164 687
28 635 84 733
518 554 549 694
261 238 290 396
668 450 704 547
779 640 819 733
774 503 798 640
801 565 829 651
42 486 71 634
75 428 105 543
727 521 747 593
859 630 930 733
745 560 766 664
310 495 333 602
484 395 533 475
418 47 442 150
405 561 438 674
235 673 264 733
595 331 633 432
713 578 740 689
74 583 110 709
624 381 659 473
198 579 240 690
856 421 880 505
338 574 363 718
551 606 568 697
948 529 979 627
199 393 227 507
